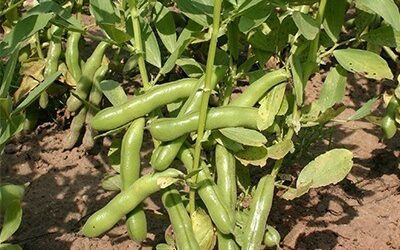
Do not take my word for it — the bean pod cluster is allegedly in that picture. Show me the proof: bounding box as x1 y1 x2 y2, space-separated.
81 69 289 249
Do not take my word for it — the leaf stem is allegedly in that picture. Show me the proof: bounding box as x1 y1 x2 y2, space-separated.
129 0 150 89
303 0 328 82
0 0 23 17
189 0 223 215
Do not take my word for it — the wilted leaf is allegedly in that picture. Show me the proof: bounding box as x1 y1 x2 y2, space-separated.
333 49 393 80
19 59 45 81
157 177 178 189
12 71 61 115
257 83 286 130
267 139 294 160
281 181 312 200
235 146 268 167
13 76 39 103
297 149 353 188
191 208 216 250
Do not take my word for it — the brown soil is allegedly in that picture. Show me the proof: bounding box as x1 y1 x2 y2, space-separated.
1 73 400 250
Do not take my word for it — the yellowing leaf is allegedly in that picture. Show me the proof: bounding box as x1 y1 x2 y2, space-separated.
267 139 294 160
235 146 268 167
20 59 45 81
257 83 286 130
13 76 39 103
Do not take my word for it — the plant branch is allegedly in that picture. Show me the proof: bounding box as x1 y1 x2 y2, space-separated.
189 0 223 214
0 0 23 17
129 0 150 89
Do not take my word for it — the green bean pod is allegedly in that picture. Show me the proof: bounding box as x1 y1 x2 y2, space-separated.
149 106 259 141
67 41 109 112
40 25 62 109
215 144 237 212
92 78 198 131
382 96 399 139
64 106 88 149
230 69 289 107
81 168 182 237
151 68 226 171
162 188 201 250
178 147 236 234
119 118 147 242
242 174 275 250
65 31 82 81
215 144 240 249
82 64 109 149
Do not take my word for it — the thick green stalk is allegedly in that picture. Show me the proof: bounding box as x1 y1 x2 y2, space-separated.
189 0 223 214
129 0 150 89
303 0 327 82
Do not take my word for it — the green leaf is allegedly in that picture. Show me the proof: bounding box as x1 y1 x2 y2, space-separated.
107 137 122 173
175 0 212 26
361 25 400 49
176 58 204 78
219 127 267 147
0 200 22 243
98 80 128 107
0 184 25 212
101 24 131 44
0 13 54 57
238 2 273 33
333 49 393 80
297 149 353 188
101 174 122 191
292 11 319 40
159 22 201 75
213 132 244 152
348 97 378 121
257 83 286 130
154 2 177 53
142 23 162 68
290 53 305 106
156 244 175 250
235 146 268 167
27 0 83 31
316 66 347 112
0 244 22 250
12 71 61 115
355 0 400 31
323 0 347 42
0 115 25 147
89 0 119 24
0 49 19 98
267 138 294 160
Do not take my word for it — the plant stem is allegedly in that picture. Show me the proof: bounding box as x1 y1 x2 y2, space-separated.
303 0 327 82
318 37 356 59
129 0 150 89
189 0 223 215
0 0 23 17
383 46 400 64
35 33 44 59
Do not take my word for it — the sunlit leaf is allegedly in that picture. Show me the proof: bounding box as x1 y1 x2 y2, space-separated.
333 49 393 80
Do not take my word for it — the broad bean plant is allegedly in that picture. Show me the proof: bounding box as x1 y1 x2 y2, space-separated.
0 0 399 249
